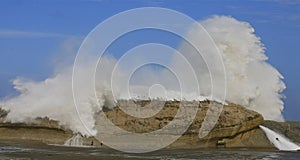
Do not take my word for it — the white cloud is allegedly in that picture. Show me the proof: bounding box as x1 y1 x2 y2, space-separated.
0 29 67 38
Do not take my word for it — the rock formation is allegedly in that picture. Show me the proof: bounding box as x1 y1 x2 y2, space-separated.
0 100 276 148
103 100 271 148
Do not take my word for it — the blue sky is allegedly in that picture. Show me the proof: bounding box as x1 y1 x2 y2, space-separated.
0 0 299 120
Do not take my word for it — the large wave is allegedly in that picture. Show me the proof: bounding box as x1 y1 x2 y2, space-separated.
0 16 285 136
178 16 285 121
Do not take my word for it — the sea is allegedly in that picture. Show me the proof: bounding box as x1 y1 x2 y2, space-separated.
0 140 300 160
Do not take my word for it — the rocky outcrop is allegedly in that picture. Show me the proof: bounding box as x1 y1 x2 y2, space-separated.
0 117 73 144
103 100 271 148
0 100 274 148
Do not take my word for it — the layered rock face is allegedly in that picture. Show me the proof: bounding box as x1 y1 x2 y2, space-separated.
0 116 72 144
0 100 274 148
103 100 271 148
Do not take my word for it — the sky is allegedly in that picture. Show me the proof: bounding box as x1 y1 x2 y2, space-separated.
0 0 299 120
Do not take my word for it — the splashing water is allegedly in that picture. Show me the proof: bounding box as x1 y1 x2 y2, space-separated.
259 125 300 151
177 16 285 121
0 16 286 136
64 134 83 147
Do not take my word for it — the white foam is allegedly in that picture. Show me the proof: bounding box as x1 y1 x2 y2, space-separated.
64 134 84 147
260 125 300 151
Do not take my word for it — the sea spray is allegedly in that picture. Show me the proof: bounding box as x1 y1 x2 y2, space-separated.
259 125 300 151
176 16 285 121
64 134 83 147
0 16 286 135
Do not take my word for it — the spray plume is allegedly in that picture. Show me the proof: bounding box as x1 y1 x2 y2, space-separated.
0 16 285 136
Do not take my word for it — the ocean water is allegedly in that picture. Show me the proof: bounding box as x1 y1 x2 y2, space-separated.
0 141 300 160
